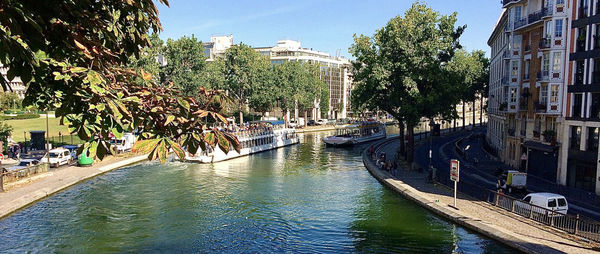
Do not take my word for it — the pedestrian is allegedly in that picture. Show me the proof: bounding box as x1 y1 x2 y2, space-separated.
520 152 527 171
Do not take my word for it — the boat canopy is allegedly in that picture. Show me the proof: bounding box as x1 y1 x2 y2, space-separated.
248 120 285 126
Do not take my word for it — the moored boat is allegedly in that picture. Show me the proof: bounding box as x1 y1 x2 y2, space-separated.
322 121 386 146
185 120 299 163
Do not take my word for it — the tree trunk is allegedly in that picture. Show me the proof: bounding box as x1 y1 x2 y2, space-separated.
473 100 476 128
462 101 466 130
398 121 405 158
406 123 415 164
304 110 308 127
239 104 243 127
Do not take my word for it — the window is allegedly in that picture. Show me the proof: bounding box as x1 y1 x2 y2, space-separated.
587 127 599 152
510 88 517 103
558 198 566 207
540 84 548 105
571 126 582 149
524 60 530 79
513 35 521 49
511 60 519 77
596 24 600 49
523 196 531 203
557 0 565 4
548 199 557 208
572 93 583 117
543 53 550 72
553 52 562 72
555 19 563 37
592 93 600 118
577 27 587 52
575 60 585 84
514 6 522 23
580 0 589 18
545 21 553 38
551 85 559 103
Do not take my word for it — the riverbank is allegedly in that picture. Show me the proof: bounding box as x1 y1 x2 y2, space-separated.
0 154 148 220
363 137 598 254
295 125 335 133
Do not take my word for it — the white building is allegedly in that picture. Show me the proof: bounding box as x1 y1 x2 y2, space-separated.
255 40 353 120
487 10 509 155
0 65 26 98
202 35 234 61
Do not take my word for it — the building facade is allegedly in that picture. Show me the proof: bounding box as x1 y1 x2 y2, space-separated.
491 0 571 183
488 10 510 154
255 40 353 120
0 65 26 98
202 35 234 61
561 0 600 194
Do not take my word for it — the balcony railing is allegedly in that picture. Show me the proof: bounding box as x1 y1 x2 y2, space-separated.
523 73 530 80
576 39 586 52
519 97 529 110
537 70 550 81
535 101 547 113
575 73 585 85
539 38 551 49
542 5 554 17
524 44 531 52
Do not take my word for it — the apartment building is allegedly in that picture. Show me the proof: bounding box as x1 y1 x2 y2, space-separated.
255 40 353 120
561 0 600 194
487 10 510 154
202 35 234 61
492 0 570 183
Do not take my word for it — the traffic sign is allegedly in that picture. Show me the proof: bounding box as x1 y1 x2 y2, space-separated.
450 159 460 182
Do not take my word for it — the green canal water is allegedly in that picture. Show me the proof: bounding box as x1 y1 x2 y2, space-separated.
0 130 513 253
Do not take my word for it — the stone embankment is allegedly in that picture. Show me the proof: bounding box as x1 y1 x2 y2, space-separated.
363 137 599 254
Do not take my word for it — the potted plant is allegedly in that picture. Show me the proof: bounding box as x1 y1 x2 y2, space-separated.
542 129 556 143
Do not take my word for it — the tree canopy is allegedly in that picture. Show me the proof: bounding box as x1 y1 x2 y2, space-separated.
350 2 465 162
0 0 240 162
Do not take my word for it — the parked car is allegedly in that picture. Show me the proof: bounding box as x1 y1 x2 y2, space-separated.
297 117 305 127
6 159 39 172
41 148 73 168
316 119 327 125
514 193 568 216
496 170 527 193
307 120 316 126
327 119 337 125
111 133 137 153
288 120 297 128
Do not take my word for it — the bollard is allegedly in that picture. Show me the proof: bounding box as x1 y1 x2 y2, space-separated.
575 214 580 235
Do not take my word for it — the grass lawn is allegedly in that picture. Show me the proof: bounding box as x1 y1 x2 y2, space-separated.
3 117 82 143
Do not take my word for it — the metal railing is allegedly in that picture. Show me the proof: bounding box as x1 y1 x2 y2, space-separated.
539 38 551 49
1 163 50 191
489 190 600 242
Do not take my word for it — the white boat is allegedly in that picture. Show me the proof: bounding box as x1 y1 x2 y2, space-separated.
322 121 386 146
185 120 299 163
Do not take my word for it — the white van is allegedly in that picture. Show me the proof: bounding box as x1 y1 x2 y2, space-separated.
41 148 73 168
516 193 568 215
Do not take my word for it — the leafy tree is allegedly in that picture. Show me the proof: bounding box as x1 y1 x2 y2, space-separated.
248 64 278 115
0 121 13 142
128 33 164 84
0 92 21 110
162 35 206 96
351 2 465 163
223 43 269 125
0 0 240 162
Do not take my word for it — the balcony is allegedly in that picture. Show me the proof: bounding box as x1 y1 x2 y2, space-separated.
539 38 551 49
537 70 549 81
502 0 524 7
524 44 531 52
535 101 547 113
514 7 550 30
576 39 586 52
519 97 529 111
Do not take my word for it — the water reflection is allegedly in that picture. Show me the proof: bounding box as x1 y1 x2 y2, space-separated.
0 128 513 253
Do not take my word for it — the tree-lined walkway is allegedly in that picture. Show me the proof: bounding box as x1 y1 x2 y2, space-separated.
364 137 599 254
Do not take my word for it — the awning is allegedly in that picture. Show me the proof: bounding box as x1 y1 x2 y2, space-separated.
523 141 557 152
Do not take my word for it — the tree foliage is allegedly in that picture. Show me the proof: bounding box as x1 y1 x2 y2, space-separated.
162 35 206 96
0 0 240 162
350 2 465 162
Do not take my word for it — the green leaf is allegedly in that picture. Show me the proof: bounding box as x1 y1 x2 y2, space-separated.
167 139 186 160
177 98 190 110
203 132 215 146
165 115 175 126
133 139 160 154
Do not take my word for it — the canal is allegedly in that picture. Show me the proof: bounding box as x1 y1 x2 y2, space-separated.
0 129 513 253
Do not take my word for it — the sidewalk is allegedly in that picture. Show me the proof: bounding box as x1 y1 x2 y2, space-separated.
365 138 599 254
0 153 148 220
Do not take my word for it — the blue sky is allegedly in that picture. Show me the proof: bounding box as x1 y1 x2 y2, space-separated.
156 0 502 58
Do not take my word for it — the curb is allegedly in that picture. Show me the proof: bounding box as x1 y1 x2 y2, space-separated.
362 138 564 254
0 155 148 220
